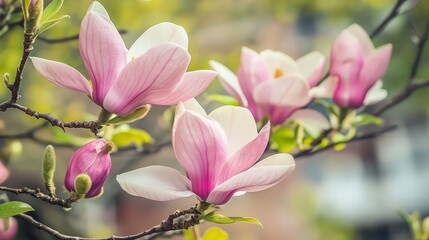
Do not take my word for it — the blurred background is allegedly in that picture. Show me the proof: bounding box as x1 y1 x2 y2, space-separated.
1 0 429 239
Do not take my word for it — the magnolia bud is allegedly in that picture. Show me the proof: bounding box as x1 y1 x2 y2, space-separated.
22 0 43 34
43 145 56 195
0 217 17 240
64 139 113 198
74 173 92 196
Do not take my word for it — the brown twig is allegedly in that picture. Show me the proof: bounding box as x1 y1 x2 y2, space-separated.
0 186 73 208
16 206 200 240
370 0 407 39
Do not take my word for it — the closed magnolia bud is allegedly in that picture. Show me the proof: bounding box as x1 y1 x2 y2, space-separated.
0 217 17 240
64 139 113 198
74 173 92 196
43 145 56 195
22 0 43 34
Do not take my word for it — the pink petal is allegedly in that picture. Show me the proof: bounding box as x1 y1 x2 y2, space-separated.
359 44 392 92
253 76 311 107
31 57 92 96
208 105 258 156
297 51 326 87
179 98 207 116
116 166 194 201
147 70 216 105
128 22 188 61
103 43 190 116
259 49 301 78
289 109 330 131
238 47 260 111
217 123 271 183
206 153 295 205
347 24 374 56
0 161 8 184
173 110 228 201
309 77 338 99
209 60 247 106
79 5 127 105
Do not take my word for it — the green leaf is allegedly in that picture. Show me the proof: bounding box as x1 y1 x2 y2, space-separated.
35 15 69 35
111 125 154 149
202 227 229 240
203 213 262 228
40 0 64 22
270 126 296 153
207 94 239 106
352 113 384 127
0 201 34 218
105 105 151 125
332 133 347 151
51 128 91 146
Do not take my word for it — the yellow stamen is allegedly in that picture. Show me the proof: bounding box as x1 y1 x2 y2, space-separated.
274 68 284 78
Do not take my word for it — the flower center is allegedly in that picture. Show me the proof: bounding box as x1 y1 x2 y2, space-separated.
274 68 284 78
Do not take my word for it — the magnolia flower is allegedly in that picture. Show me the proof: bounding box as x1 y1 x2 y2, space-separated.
0 218 17 240
0 161 8 184
31 1 216 116
313 24 392 108
117 99 295 205
64 139 112 198
210 47 326 126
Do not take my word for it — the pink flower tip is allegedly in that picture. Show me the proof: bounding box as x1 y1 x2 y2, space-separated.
64 139 112 198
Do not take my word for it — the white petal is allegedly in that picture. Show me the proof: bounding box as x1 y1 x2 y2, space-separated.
208 105 258 156
364 80 387 105
117 166 194 201
87 1 109 18
289 109 330 131
210 60 248 106
128 22 188 61
260 49 300 78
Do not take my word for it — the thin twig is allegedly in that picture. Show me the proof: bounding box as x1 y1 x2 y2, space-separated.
370 0 407 39
16 207 200 240
0 186 73 208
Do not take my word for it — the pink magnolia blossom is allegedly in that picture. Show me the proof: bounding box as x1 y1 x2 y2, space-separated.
117 99 295 205
0 218 17 240
210 47 327 126
31 1 216 116
64 139 112 198
313 24 392 108
0 161 8 184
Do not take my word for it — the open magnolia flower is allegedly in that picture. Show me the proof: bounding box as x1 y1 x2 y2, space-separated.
117 99 295 205
210 47 326 126
312 24 392 108
31 1 216 116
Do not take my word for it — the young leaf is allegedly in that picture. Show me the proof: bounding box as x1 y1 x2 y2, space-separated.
35 15 69 35
203 213 262 228
202 227 229 240
40 0 64 22
270 126 296 153
105 105 151 125
352 113 384 127
0 201 34 218
111 125 154 149
183 228 195 240
207 94 239 106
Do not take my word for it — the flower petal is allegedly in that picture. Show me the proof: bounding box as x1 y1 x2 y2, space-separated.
217 123 271 183
179 98 207 116
359 44 392 91
347 24 374 56
173 109 228 200
103 43 190 115
208 105 258 156
309 77 337 99
253 75 311 107
117 166 194 201
289 109 330 131
260 49 300 78
0 161 9 184
31 57 92 96
147 70 216 105
297 51 326 87
209 60 247 106
79 5 127 105
128 22 188 61
364 80 387 105
206 153 295 205
87 1 109 17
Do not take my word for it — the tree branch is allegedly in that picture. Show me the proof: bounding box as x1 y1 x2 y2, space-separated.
16 207 200 240
370 0 407 39
0 186 74 208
